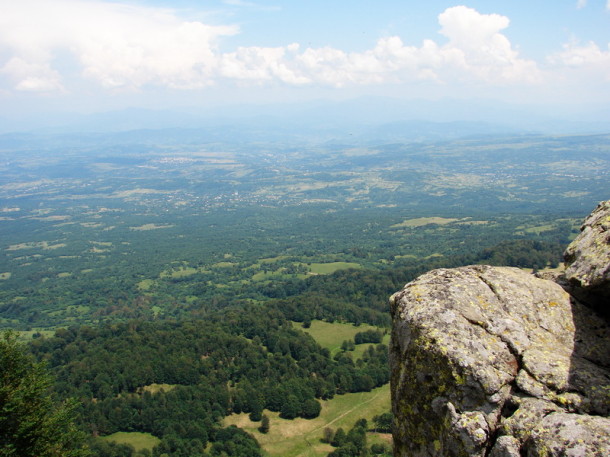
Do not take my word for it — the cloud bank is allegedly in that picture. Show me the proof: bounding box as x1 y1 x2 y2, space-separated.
0 1 607 96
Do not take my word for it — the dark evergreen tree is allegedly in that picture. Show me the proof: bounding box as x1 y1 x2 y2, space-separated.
280 395 300 419
331 427 347 447
259 414 270 434
0 331 89 457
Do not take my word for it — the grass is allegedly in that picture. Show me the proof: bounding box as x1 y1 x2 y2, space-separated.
17 329 55 341
295 320 387 357
307 262 361 275
138 383 177 394
224 384 391 457
251 269 308 281
212 261 236 268
99 432 161 452
390 217 459 228
129 223 174 231
7 241 67 251
137 279 155 291
515 224 555 235
351 333 391 360
160 266 198 279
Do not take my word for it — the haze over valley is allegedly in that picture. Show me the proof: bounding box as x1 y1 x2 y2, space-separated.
1 1 609 457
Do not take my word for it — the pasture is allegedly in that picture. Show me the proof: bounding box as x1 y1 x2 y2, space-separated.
224 384 391 457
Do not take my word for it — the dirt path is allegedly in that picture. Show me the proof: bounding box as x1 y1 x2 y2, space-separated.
308 388 385 436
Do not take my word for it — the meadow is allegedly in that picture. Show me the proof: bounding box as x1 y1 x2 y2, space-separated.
1 131 607 457
224 384 391 457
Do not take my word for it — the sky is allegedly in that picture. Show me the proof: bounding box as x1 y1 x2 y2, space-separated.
0 0 609 122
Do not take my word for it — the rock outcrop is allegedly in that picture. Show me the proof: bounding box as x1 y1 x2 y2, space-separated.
564 200 610 318
390 200 610 457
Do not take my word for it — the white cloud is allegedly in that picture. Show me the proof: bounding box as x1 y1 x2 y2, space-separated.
577 0 587 9
436 6 540 84
548 41 610 79
0 58 64 92
288 6 540 87
0 2 541 93
220 44 310 85
0 0 237 90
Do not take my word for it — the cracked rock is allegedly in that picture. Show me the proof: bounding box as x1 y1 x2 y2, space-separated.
563 199 610 317
390 264 610 457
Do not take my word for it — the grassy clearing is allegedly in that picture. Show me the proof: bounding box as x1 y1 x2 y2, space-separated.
91 241 113 246
515 224 555 235
137 279 155 291
351 334 391 360
258 255 290 264
160 266 198 279
129 223 174 231
521 263 566 274
138 383 177 394
17 329 55 340
391 217 459 228
307 262 361 275
99 432 160 452
212 261 235 268
251 269 308 281
455 220 489 225
7 241 67 251
295 320 384 356
224 384 390 457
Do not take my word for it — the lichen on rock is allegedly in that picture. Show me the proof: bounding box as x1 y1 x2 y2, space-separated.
390 201 610 457
564 199 610 316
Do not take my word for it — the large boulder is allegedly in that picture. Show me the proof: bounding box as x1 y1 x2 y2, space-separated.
390 264 610 457
564 200 610 317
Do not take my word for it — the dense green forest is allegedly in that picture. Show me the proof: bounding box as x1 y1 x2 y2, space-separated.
7 237 566 457
1 131 607 456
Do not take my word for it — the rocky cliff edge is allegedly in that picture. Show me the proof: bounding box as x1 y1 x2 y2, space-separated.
390 200 610 457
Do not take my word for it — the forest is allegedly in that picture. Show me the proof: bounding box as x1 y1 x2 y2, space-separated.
0 131 607 456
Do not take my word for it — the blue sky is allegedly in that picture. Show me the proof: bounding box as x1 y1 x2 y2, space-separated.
0 0 609 120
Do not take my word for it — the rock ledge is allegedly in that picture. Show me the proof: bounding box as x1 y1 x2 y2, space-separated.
390 201 610 457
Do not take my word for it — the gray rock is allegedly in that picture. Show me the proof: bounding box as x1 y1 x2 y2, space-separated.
390 264 610 457
524 412 610 457
489 436 521 457
564 199 610 316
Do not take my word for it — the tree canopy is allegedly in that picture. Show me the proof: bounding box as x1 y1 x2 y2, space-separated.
0 331 88 457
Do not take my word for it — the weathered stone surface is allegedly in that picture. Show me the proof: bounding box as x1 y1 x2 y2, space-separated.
489 436 520 457
524 412 610 457
564 199 610 315
390 265 610 457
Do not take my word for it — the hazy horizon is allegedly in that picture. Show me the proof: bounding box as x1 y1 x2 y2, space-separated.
1 1 609 131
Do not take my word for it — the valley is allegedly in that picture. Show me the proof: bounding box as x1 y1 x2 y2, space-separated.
0 130 608 457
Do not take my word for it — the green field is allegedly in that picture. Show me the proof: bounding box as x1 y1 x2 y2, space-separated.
295 320 386 356
391 217 460 228
307 262 362 275
224 384 391 457
100 432 161 453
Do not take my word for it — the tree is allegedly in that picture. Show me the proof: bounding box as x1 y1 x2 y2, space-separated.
372 412 392 433
301 398 321 419
0 331 89 457
279 395 300 419
331 427 347 447
258 414 270 434
321 427 334 444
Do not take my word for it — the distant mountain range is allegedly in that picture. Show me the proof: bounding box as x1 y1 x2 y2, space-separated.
1 96 609 140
